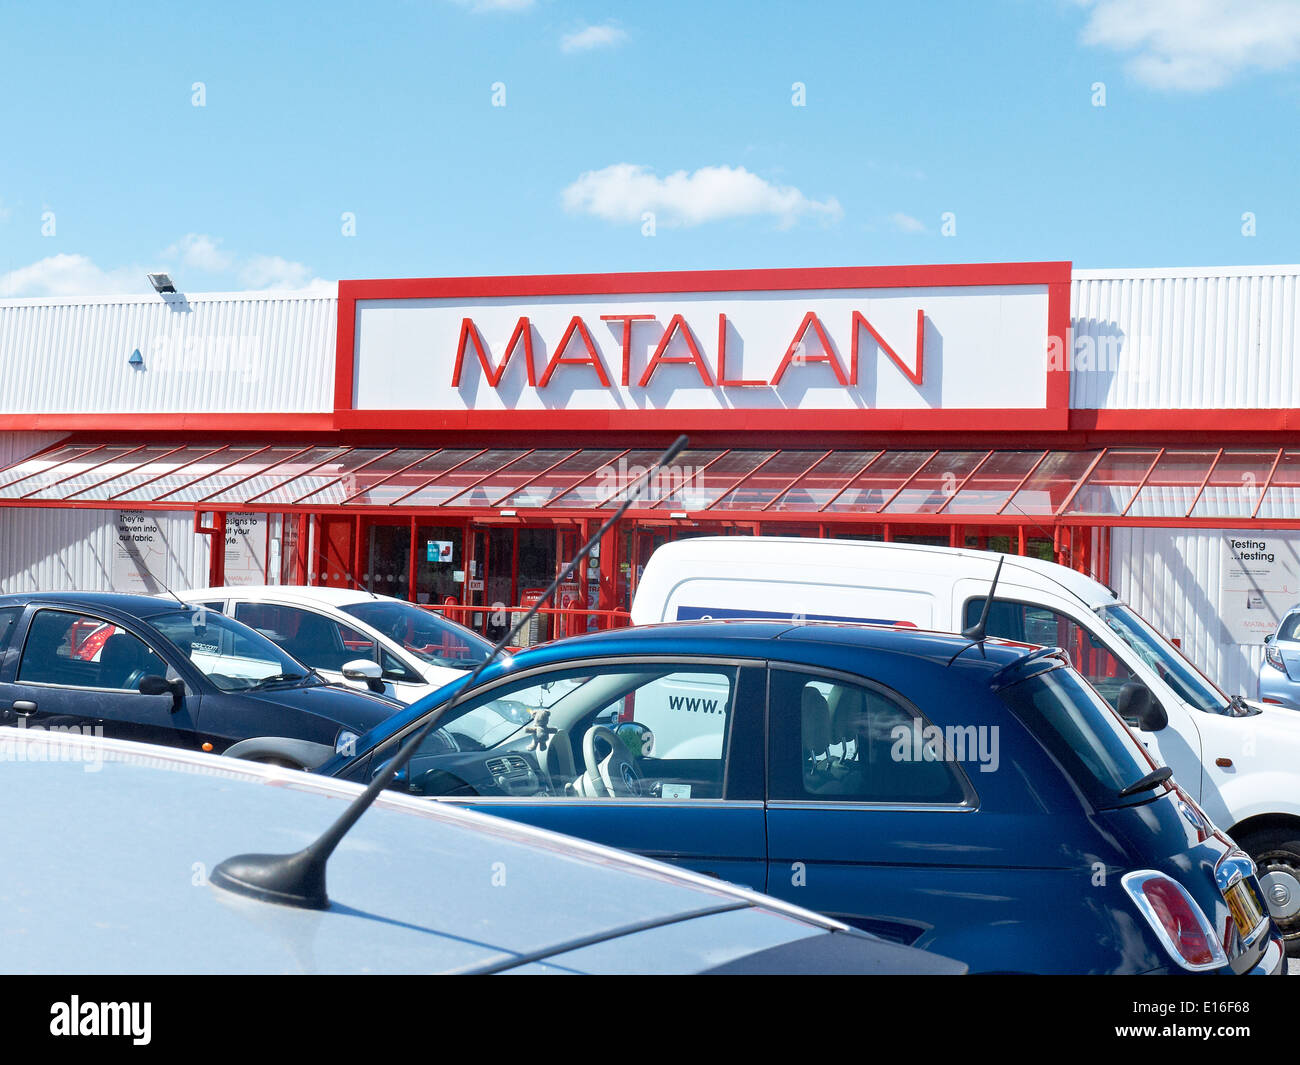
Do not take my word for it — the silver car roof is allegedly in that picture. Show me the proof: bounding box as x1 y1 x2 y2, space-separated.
0 728 947 974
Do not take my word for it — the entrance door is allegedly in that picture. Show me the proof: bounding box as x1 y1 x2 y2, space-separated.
365 522 411 600
414 524 465 606
316 516 355 588
476 526 561 642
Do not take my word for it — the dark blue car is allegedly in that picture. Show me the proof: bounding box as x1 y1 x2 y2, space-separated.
0 593 400 758
299 620 1282 974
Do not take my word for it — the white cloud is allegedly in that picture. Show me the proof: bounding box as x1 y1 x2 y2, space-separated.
889 212 928 234
0 239 331 299
562 163 843 228
238 255 330 291
561 23 629 53
1073 0 1300 90
162 232 234 273
0 254 141 298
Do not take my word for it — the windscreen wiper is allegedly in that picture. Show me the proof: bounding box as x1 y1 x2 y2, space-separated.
1227 694 1255 716
248 672 307 690
1116 765 1173 799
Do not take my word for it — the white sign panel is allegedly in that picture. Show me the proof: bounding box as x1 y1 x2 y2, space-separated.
112 511 172 593
352 284 1051 413
224 512 268 587
1220 534 1300 643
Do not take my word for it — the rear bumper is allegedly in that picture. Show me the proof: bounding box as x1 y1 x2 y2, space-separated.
1256 668 1300 711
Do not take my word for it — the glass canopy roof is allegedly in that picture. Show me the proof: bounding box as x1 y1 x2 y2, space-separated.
1 443 1296 521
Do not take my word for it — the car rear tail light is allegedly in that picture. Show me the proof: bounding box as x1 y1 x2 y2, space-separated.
1122 870 1228 971
1265 643 1285 671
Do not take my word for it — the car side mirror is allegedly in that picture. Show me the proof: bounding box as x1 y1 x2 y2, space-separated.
1117 680 1167 732
1264 633 1275 645
342 659 386 694
138 674 186 713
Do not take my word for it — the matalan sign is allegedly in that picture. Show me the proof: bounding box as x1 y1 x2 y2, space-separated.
451 308 925 390
350 282 1054 414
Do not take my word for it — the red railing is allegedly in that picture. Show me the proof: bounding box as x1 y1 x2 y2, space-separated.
424 602 632 646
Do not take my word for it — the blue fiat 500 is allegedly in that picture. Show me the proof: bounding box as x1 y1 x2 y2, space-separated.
302 620 1283 975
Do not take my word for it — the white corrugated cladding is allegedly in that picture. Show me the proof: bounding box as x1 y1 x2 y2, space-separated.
1074 267 1300 697
0 288 337 413
1071 265 1300 409
1110 526 1274 698
0 508 208 594
0 432 65 467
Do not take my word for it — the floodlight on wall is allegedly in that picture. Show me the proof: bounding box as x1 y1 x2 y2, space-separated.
147 272 177 294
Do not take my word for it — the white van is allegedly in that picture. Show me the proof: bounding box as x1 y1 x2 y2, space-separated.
632 535 1300 952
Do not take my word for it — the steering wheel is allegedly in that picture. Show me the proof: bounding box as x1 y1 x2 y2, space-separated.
580 725 642 797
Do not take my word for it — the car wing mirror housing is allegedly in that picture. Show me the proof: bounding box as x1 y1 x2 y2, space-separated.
1117 680 1168 732
138 674 186 712
342 659 386 694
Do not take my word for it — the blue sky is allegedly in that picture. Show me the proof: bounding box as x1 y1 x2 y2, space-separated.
1 0 1299 295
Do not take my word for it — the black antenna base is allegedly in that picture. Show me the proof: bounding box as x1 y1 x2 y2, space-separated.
209 847 329 910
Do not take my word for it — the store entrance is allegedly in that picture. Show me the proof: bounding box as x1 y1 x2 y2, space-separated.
364 522 411 600
468 524 566 643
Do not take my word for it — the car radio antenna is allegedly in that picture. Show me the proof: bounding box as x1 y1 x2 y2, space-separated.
208 434 690 911
960 555 1004 642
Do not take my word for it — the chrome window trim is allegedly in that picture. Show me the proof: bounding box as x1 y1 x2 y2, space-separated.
433 797 764 810
15 680 157 696
766 799 977 814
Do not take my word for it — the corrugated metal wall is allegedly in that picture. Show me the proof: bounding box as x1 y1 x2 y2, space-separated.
0 431 65 468
1110 526 1271 698
0 289 336 413
1071 266 1300 409
0 508 208 594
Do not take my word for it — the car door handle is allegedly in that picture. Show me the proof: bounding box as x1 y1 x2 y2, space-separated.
12 700 37 716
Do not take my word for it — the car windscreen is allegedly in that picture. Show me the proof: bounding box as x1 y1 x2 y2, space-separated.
1097 605 1228 715
149 608 314 692
998 665 1160 810
340 602 493 670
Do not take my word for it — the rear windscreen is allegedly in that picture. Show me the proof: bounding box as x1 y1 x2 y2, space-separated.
998 666 1158 809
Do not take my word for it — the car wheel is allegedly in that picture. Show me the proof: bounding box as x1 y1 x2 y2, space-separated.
1241 828 1300 957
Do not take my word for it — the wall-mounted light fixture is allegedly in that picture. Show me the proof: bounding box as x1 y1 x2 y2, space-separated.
146 272 176 294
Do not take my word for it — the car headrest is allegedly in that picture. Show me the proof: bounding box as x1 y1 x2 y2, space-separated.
828 686 865 744
100 632 144 666
801 687 831 754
